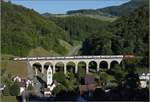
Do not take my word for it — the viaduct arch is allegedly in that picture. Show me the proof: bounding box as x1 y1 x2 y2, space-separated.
14 55 123 79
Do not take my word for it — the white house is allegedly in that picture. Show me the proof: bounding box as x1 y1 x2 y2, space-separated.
18 81 26 95
13 76 21 82
44 88 52 97
26 79 34 88
0 84 6 95
139 73 150 88
140 79 147 88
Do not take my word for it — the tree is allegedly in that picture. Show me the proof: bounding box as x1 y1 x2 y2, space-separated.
111 36 124 54
9 83 20 96
27 84 33 91
124 71 140 89
53 84 67 95
99 72 110 88
2 76 13 89
1 68 6 76
53 72 66 83
77 66 86 80
113 65 127 86
3 86 10 96
66 72 77 91
124 58 140 70
82 29 113 55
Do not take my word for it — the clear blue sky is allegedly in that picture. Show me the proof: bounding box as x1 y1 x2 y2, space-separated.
10 0 130 14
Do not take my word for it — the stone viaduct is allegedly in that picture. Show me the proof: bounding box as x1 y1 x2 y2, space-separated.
14 55 125 77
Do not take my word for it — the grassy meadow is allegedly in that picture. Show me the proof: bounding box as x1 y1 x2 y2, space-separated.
1 59 27 77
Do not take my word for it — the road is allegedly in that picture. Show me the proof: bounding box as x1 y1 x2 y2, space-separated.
67 44 82 56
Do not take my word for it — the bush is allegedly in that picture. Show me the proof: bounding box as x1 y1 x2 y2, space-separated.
53 72 66 83
9 83 20 96
3 86 10 96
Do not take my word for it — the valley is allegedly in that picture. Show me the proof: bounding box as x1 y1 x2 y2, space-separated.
1 0 149 101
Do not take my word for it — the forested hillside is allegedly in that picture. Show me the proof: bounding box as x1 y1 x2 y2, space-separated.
1 1 111 57
99 0 148 16
48 16 109 41
81 5 149 67
1 1 69 56
2 0 149 62
67 0 148 16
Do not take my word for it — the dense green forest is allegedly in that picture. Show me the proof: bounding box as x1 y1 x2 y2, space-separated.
67 0 148 16
48 16 109 41
81 5 149 68
1 1 111 56
1 1 69 56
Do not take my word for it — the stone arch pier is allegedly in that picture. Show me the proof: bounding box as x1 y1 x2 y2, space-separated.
14 55 123 78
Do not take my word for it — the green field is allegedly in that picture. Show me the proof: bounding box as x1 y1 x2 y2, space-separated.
1 95 17 102
53 14 117 22
83 14 117 22
1 60 27 77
